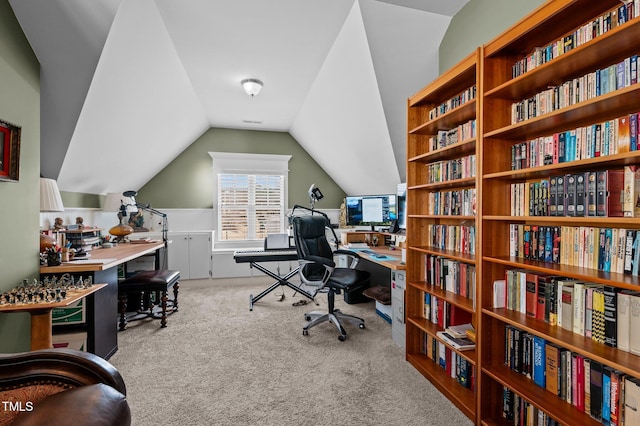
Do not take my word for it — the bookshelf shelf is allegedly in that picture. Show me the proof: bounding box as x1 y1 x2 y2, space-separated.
408 138 477 163
482 363 601 426
406 48 480 423
483 308 640 378
483 151 640 179
409 246 476 264
407 2 640 423
408 281 475 313
478 1 640 424
485 18 640 101
482 255 640 288
406 352 477 420
409 101 477 136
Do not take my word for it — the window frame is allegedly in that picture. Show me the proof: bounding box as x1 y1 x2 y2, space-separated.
210 152 291 249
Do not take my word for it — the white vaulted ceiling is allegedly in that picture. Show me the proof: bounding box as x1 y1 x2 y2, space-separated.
10 0 468 196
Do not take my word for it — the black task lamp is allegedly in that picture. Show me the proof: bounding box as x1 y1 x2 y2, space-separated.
122 190 169 267
308 184 324 209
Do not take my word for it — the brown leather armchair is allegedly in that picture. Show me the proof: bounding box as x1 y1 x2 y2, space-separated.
0 348 130 425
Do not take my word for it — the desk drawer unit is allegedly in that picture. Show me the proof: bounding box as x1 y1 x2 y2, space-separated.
391 270 405 348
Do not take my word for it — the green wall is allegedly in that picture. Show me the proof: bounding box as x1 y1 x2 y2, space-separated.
137 127 346 209
439 0 546 72
0 0 41 352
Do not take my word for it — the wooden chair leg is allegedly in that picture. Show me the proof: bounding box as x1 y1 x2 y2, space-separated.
118 293 128 331
160 290 168 328
173 282 179 311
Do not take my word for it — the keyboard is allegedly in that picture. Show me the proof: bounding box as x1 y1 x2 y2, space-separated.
233 249 298 263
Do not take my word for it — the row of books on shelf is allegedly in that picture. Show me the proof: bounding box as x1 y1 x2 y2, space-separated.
510 113 640 171
424 254 476 301
427 188 476 216
425 224 476 255
504 325 640 424
511 1 640 79
502 387 560 426
423 293 472 330
427 154 476 184
497 271 640 354
428 119 476 151
510 169 629 218
428 85 476 121
508 224 640 275
510 53 639 125
422 332 474 389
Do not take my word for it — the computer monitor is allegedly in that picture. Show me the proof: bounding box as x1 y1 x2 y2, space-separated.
345 194 398 230
397 195 406 230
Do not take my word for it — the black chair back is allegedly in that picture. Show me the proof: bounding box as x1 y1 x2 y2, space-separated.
292 215 333 279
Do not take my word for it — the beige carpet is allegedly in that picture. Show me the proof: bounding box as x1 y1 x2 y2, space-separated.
109 277 473 426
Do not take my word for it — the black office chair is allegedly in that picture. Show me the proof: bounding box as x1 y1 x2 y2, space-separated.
291 213 370 341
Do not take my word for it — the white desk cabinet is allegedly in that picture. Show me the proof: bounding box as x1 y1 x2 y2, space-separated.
168 232 212 279
391 270 406 348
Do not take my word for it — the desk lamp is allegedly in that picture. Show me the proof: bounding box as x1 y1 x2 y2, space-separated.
122 191 169 268
308 184 324 209
40 178 64 251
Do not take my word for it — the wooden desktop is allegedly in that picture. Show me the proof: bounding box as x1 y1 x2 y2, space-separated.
39 241 165 359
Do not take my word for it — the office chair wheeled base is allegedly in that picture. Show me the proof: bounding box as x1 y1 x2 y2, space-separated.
303 309 365 341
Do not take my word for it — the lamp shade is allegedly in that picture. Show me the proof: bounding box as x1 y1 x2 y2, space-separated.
39 178 65 212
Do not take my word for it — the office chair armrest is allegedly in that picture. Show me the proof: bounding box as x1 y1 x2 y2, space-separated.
301 255 336 269
333 249 362 269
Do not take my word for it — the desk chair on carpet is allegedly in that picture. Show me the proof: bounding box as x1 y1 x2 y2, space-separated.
118 269 180 330
291 213 370 341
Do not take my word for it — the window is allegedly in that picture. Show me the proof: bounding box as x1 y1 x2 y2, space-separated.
210 152 291 246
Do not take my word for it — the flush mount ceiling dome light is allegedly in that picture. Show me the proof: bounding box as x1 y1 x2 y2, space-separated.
241 78 263 98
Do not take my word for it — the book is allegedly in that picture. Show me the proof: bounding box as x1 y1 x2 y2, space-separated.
616 290 635 352
436 331 476 351
630 292 640 356
560 282 576 332
532 335 546 388
610 369 622 426
623 377 640 425
445 323 474 339
545 343 561 396
587 171 598 217
603 285 620 347
525 272 539 318
592 288 606 344
596 169 625 217
603 366 612 422
493 279 506 308
590 360 603 421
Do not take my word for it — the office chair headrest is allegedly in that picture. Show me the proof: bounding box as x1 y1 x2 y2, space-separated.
293 215 327 238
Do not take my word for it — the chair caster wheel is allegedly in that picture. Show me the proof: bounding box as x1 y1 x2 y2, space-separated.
304 315 311 321
359 324 365 329
338 335 346 341
303 330 309 336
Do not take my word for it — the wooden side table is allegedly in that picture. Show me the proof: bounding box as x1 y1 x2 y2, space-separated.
0 284 106 350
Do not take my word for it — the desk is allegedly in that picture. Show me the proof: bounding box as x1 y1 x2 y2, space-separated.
39 242 165 359
341 246 406 348
0 284 106 350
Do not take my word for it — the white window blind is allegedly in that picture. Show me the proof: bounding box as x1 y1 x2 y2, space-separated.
210 152 290 245
217 173 284 241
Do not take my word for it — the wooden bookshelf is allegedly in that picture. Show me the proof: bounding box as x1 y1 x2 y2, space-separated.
406 1 640 424
406 48 481 423
480 0 640 424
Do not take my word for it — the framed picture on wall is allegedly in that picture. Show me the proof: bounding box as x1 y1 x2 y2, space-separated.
0 119 21 182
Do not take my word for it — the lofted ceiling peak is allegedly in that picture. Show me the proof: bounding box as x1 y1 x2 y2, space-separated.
10 0 469 196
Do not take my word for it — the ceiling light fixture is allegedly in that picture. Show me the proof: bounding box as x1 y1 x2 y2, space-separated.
241 78 263 98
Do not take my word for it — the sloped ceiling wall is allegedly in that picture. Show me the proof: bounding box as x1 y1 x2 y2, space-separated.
10 0 467 196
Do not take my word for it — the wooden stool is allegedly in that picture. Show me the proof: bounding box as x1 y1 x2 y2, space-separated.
118 270 180 330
